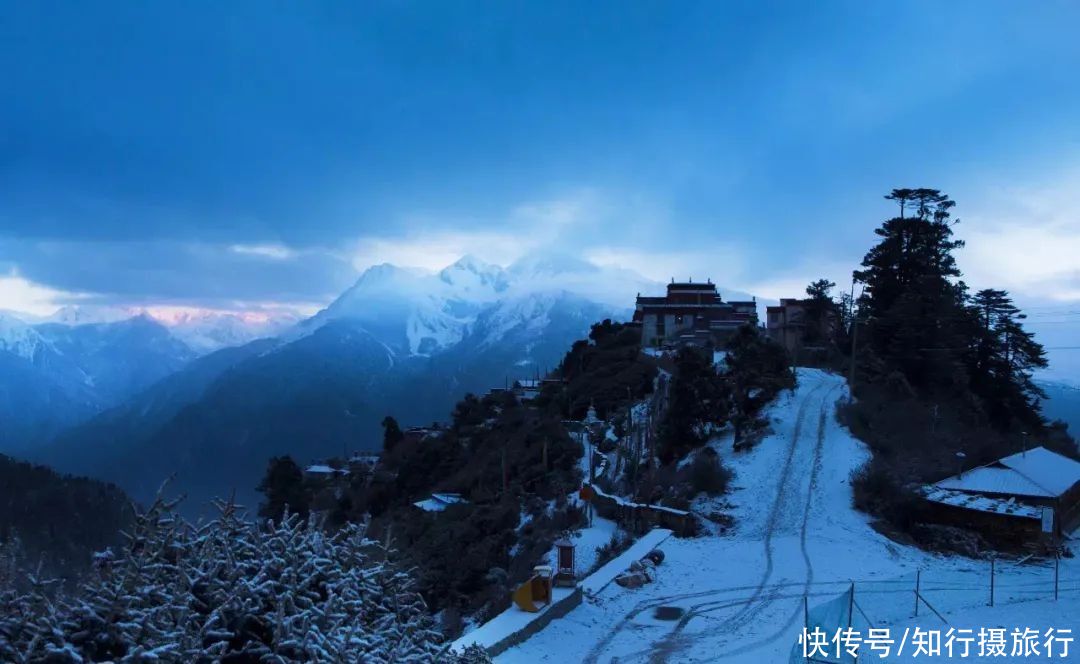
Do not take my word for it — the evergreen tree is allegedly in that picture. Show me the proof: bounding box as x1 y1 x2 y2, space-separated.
803 278 839 346
967 288 1048 427
853 189 1048 428
725 325 796 445
0 493 454 662
853 188 969 389
257 455 310 522
382 415 405 452
657 347 731 463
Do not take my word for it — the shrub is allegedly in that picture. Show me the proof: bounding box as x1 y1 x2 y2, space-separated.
689 448 732 496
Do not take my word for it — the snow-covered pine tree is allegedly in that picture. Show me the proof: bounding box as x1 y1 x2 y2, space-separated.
0 490 467 662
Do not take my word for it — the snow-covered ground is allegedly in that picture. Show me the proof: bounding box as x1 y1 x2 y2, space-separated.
496 369 1080 663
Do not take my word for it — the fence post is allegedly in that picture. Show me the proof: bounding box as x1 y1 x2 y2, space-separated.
848 583 857 663
804 595 810 664
914 570 920 617
848 582 855 628
989 557 995 607
1055 554 1060 601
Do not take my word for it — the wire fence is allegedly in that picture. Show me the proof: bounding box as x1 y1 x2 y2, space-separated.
790 554 1077 663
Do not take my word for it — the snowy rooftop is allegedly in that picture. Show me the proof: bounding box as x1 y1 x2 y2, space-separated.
922 486 1042 520
933 446 1080 499
412 492 468 512
304 464 347 475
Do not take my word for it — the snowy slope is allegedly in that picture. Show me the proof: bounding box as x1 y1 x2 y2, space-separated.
0 313 52 360
497 370 1080 663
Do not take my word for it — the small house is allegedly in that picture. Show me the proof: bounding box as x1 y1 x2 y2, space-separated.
303 463 349 482
922 446 1080 542
412 492 468 513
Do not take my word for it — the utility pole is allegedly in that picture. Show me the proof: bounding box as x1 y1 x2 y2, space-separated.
848 313 860 396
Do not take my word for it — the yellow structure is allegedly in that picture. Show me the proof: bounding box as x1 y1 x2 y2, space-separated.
511 565 554 612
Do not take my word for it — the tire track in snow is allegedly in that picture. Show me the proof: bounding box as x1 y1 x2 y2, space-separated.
699 382 841 661
585 375 828 664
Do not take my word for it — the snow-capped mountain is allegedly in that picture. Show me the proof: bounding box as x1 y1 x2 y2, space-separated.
47 305 137 326
161 310 300 355
0 313 196 452
0 312 53 361
301 252 643 357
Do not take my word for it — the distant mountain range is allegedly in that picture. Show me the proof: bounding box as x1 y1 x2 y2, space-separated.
0 313 195 451
28 254 701 514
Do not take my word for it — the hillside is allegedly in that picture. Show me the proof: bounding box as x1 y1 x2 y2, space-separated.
491 370 1080 662
0 454 133 583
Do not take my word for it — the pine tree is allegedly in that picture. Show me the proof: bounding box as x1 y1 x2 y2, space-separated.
854 189 969 389
0 490 453 662
967 289 1047 427
657 347 731 463
382 416 405 452
257 456 310 522
803 278 839 347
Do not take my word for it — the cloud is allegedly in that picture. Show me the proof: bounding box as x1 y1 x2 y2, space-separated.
229 243 297 260
959 168 1080 303
585 246 749 290
0 238 357 311
349 190 624 272
0 269 88 317
350 232 529 272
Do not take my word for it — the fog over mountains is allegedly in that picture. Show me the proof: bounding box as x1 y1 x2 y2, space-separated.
14 254 711 513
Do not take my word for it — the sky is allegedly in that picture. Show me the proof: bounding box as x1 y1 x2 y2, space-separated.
2 1 1079 355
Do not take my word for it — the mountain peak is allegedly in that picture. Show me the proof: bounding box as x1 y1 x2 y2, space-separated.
438 255 508 293
507 251 599 279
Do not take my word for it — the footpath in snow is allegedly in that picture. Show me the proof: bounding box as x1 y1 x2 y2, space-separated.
495 369 1080 663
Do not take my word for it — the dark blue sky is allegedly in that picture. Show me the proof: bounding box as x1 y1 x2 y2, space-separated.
2 1 1079 315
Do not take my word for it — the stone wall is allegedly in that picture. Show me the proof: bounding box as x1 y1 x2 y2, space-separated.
484 588 584 657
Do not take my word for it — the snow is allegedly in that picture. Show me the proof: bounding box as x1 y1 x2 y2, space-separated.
589 484 690 517
996 447 1080 496
922 486 1042 520
885 597 1080 663
413 493 467 512
451 527 673 655
413 499 450 512
935 446 1080 499
158 309 298 354
491 369 1080 663
579 528 673 595
304 255 638 356
304 464 344 475
0 312 49 360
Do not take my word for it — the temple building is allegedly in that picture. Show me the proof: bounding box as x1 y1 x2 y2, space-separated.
633 279 757 348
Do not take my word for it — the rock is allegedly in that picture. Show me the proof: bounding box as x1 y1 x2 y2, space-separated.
615 572 645 589
654 606 685 621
